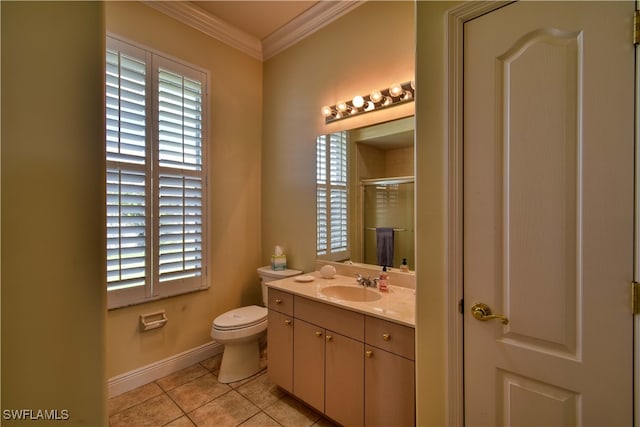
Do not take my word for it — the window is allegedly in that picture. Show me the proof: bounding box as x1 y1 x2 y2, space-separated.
316 131 349 261
106 36 208 308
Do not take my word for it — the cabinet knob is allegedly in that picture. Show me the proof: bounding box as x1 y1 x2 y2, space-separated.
315 331 323 337
326 335 333 342
284 319 292 325
365 350 374 358
275 299 282 304
382 333 391 341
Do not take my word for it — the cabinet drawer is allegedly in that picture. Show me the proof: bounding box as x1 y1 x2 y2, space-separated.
295 296 364 341
268 288 294 315
365 316 415 360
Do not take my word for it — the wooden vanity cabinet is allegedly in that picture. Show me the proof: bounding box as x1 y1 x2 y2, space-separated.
293 318 364 425
267 289 294 392
295 296 365 427
267 289 415 427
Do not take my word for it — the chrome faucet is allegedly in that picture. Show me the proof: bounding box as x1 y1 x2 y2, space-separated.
356 274 377 288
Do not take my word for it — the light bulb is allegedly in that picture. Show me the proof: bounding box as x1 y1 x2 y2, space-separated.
364 101 375 111
336 100 349 112
321 105 334 117
389 83 403 97
382 96 392 106
352 95 365 109
401 91 413 101
370 90 383 103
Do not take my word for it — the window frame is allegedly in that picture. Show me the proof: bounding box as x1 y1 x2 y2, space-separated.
106 34 209 309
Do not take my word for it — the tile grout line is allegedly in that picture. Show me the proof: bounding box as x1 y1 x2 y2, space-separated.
109 355 332 427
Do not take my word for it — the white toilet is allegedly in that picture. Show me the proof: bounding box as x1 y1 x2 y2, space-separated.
211 266 301 383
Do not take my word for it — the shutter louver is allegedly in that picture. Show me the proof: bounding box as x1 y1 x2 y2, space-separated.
106 50 146 165
158 174 203 282
317 188 328 255
106 168 146 290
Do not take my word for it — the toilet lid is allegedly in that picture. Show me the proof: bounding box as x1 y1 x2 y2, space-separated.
214 305 268 330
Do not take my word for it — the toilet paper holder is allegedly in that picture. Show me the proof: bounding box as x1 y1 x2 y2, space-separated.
139 310 168 332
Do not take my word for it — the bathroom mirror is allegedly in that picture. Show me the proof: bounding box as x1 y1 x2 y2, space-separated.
316 116 415 271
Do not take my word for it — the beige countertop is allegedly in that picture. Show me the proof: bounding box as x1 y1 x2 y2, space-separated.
266 272 415 327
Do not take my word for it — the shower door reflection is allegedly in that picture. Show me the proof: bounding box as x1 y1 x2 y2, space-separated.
362 177 414 270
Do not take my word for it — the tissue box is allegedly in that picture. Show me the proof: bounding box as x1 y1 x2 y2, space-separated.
271 255 287 271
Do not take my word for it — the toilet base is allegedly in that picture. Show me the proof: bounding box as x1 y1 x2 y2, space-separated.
218 339 262 383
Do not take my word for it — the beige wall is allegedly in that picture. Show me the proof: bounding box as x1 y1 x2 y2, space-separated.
262 1 415 273
2 2 107 424
105 2 263 378
415 1 463 426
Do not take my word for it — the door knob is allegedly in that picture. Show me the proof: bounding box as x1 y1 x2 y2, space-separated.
471 302 509 325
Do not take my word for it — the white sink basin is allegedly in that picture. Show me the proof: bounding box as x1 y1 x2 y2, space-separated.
320 285 381 302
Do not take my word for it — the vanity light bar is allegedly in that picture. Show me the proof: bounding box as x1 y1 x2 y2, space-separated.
321 81 415 124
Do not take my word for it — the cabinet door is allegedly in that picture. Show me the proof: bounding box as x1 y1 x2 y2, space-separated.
326 331 364 427
267 310 293 392
365 347 415 427
293 319 325 413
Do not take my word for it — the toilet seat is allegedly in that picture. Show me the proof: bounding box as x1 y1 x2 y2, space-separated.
213 305 267 331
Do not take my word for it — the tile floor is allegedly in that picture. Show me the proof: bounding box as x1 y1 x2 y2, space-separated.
108 352 337 427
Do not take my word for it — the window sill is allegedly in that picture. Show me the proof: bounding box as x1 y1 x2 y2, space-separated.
107 285 210 311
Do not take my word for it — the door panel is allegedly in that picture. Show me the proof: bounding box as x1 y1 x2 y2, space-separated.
293 319 325 412
267 310 293 392
464 2 634 425
499 29 579 358
325 332 364 427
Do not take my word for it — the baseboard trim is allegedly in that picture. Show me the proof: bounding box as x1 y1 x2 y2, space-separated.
107 341 223 398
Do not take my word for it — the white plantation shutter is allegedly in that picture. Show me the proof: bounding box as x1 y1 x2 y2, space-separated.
158 174 203 283
106 169 147 290
156 64 204 292
329 132 348 253
106 36 208 308
316 131 348 260
317 135 328 255
106 42 149 298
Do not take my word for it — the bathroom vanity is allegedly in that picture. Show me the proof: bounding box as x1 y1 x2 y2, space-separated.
266 272 415 427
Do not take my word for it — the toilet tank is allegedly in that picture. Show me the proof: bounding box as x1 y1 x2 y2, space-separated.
257 266 302 306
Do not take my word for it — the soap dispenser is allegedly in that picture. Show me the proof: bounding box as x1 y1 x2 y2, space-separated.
378 266 389 292
400 258 409 272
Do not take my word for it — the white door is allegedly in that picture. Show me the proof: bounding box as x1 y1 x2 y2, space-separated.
463 2 635 426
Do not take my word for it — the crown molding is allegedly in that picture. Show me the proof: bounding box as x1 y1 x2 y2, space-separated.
142 1 263 60
141 1 365 61
262 1 366 60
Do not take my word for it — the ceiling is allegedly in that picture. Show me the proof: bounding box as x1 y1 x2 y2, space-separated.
191 1 319 40
143 1 361 60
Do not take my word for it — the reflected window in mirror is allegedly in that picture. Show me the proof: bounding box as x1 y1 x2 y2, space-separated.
316 131 349 261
